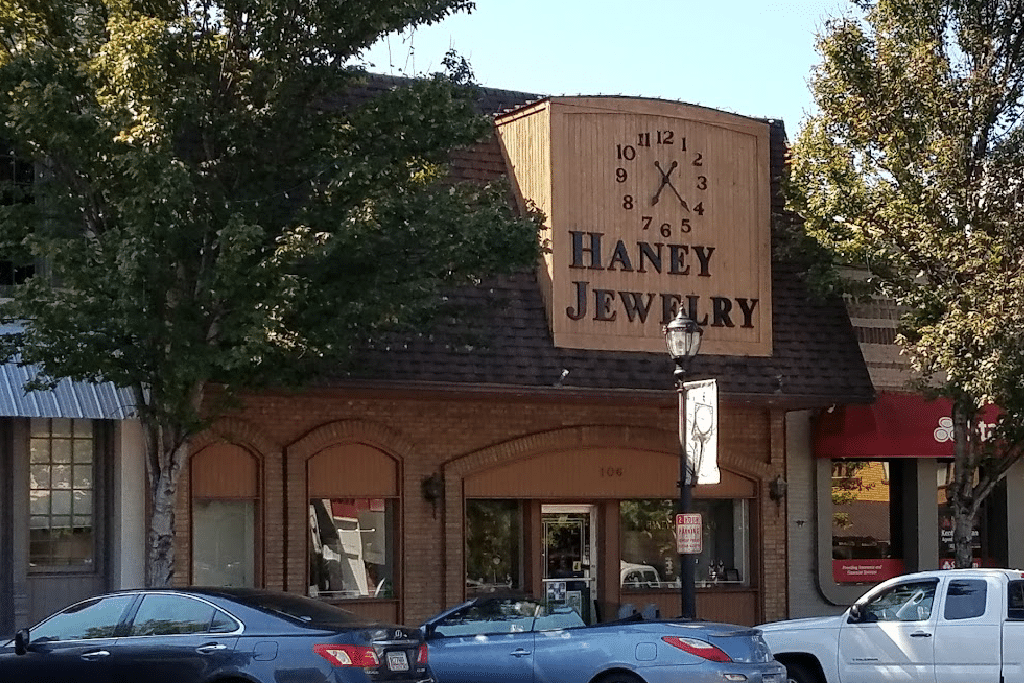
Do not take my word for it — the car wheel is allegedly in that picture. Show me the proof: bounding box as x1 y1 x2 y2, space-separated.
783 660 820 683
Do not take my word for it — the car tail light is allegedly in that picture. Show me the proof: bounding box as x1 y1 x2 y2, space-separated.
662 636 732 662
313 643 380 667
417 644 429 663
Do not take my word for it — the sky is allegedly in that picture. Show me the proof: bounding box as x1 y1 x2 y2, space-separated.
361 1 856 138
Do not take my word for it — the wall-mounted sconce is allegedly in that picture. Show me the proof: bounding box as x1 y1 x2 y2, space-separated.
421 472 444 518
769 474 788 504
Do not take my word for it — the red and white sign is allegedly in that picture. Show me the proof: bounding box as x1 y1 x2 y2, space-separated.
816 391 1001 459
675 513 702 554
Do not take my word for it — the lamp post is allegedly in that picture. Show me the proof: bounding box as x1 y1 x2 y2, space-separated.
663 307 703 619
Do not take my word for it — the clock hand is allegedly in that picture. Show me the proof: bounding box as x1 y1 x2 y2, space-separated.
652 160 679 206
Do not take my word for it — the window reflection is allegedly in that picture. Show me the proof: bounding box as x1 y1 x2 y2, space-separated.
28 418 95 569
619 498 749 588
465 500 522 593
309 498 396 600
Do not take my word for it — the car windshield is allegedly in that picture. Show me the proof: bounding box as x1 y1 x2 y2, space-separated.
233 591 366 627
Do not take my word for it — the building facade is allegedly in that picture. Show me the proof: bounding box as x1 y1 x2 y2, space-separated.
0 374 146 631
162 87 874 628
1 82 879 631
787 293 1024 617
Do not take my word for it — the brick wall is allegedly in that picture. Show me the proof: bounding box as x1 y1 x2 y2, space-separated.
178 386 787 625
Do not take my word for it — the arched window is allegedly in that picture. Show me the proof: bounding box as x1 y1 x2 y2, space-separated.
191 444 259 587
307 444 398 600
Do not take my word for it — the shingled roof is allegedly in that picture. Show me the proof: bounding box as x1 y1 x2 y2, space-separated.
331 74 874 408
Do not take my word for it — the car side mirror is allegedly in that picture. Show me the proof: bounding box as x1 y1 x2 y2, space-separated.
14 629 29 656
848 604 863 623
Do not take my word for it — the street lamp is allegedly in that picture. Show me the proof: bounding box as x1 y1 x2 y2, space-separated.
663 307 703 619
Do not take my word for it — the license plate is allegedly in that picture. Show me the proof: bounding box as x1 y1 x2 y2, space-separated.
386 650 409 672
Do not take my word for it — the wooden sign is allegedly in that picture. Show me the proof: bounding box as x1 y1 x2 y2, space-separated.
497 97 772 356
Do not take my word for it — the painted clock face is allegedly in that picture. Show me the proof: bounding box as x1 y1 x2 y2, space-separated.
611 128 709 243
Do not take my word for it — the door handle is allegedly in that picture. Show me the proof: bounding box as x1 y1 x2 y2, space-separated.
197 643 228 653
81 650 111 660
910 632 933 638
510 648 532 657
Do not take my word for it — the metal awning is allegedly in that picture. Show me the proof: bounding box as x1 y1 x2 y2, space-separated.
0 322 137 419
0 362 136 419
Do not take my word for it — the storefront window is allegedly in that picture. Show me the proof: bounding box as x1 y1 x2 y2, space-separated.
192 499 255 587
465 499 522 593
309 498 396 599
29 418 95 569
831 460 903 583
619 498 749 589
937 462 987 568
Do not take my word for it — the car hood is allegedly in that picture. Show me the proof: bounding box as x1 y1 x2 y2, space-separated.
758 614 845 633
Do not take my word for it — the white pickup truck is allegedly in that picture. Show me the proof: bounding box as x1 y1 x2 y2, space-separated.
759 568 1024 683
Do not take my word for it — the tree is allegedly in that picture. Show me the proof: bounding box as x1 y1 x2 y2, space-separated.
0 0 541 586
788 0 1024 568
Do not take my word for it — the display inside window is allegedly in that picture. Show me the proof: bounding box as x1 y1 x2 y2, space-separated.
831 460 904 583
465 499 522 593
619 498 749 589
192 499 255 587
937 462 988 568
309 498 396 600
28 418 95 569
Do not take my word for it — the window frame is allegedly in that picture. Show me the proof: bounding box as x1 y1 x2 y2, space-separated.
308 496 398 601
125 593 242 637
855 578 938 623
27 418 109 576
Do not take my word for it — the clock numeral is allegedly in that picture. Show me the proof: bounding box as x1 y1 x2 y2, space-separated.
623 194 634 210
692 153 703 166
641 216 694 235
656 131 683 149
637 132 651 147
693 202 705 215
616 144 636 161
696 176 708 190
615 167 628 183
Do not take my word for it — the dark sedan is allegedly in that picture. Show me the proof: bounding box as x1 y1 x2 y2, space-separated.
0 587 432 683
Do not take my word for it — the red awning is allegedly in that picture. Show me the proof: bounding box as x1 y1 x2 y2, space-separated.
815 391 1002 459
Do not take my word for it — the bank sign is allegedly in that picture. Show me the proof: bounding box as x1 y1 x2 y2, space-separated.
496 97 773 356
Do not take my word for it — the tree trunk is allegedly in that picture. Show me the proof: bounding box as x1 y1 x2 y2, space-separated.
952 502 975 568
146 457 185 586
139 383 205 587
950 397 978 569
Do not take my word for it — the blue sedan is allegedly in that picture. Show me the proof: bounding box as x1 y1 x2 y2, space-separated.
1 587 432 683
421 594 784 683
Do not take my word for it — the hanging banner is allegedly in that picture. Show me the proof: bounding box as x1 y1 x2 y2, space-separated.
685 379 720 485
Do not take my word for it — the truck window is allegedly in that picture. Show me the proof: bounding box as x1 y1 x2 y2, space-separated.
943 579 987 620
1009 581 1024 620
861 579 937 622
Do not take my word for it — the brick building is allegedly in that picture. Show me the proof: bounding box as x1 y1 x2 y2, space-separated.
167 82 874 628
0 78 877 630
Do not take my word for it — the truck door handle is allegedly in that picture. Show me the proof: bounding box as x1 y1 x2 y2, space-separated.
910 632 933 638
197 642 229 653
81 650 111 660
511 648 532 657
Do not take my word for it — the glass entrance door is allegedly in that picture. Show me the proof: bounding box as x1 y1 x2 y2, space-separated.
541 505 596 623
